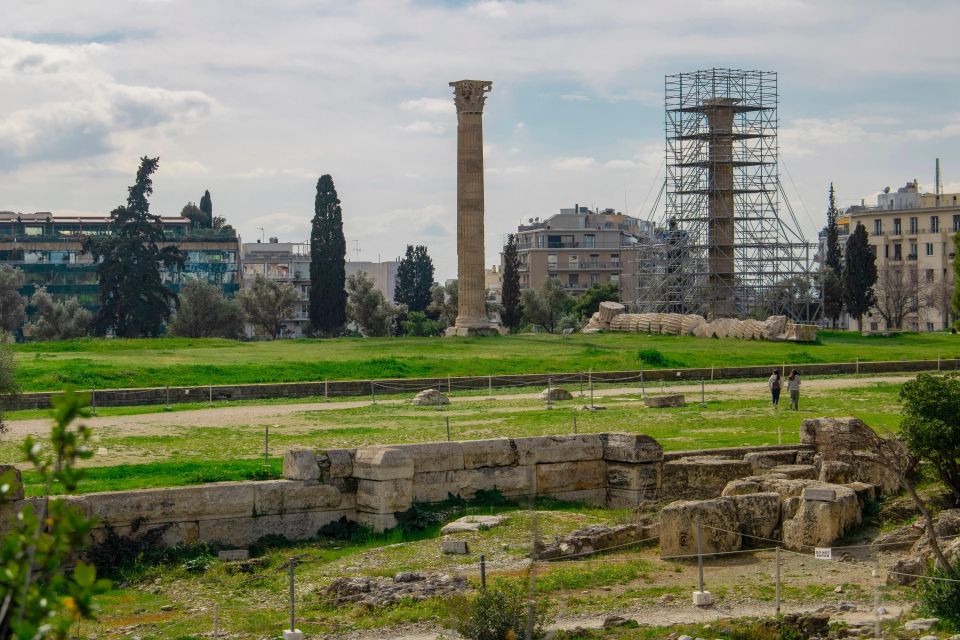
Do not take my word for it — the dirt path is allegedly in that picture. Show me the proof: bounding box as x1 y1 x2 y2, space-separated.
4 374 912 439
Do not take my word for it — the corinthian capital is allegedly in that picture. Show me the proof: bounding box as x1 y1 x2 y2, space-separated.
449 80 493 114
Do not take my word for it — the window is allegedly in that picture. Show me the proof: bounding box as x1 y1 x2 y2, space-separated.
954 215 960 232
894 219 902 234
909 242 918 258
568 273 579 286
931 216 940 233
926 269 935 282
610 274 620 286
909 217 918 234
894 243 902 260
583 234 595 248
589 273 600 285
870 322 879 331
25 226 43 236
927 322 935 332
568 254 578 268
589 253 600 267
874 219 883 235
547 254 557 268
926 243 934 256
610 253 620 266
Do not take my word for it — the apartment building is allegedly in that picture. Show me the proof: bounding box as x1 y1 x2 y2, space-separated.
240 239 399 337
848 179 959 332
0 211 240 311
509 206 652 302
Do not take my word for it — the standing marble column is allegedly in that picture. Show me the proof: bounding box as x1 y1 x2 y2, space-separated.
449 79 500 336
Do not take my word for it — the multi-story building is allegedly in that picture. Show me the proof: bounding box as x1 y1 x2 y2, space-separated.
848 179 959 332
0 211 240 311
485 265 502 306
240 239 399 337
509 206 652 302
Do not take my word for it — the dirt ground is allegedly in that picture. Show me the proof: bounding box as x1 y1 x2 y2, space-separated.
4 374 914 439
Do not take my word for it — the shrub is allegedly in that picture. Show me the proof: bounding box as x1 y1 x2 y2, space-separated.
920 558 960 630
451 579 552 640
396 503 442 535
471 487 513 508
637 348 669 367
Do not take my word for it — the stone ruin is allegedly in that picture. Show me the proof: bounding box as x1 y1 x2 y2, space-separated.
658 417 900 557
583 301 817 342
411 388 449 406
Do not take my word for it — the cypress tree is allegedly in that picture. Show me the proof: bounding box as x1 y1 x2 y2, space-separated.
394 245 434 313
823 183 845 327
501 234 522 330
199 190 213 228
85 156 185 337
841 222 877 331
309 174 347 335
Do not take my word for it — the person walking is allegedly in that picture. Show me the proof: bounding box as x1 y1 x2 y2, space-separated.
788 369 801 410
768 370 782 408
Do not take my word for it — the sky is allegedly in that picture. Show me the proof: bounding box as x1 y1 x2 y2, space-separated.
1 0 959 280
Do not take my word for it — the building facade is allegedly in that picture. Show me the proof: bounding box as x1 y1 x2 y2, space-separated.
240 240 399 337
848 180 959 333
509 206 652 303
0 211 240 312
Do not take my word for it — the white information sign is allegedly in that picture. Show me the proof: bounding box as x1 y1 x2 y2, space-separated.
814 547 833 560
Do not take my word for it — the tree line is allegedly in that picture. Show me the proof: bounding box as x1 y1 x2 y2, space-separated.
822 183 960 332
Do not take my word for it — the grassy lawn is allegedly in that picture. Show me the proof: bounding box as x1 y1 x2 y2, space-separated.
10 331 960 392
10 380 904 495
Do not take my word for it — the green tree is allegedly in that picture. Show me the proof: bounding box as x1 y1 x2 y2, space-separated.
821 270 844 329
309 174 347 335
346 272 397 337
180 202 205 228
168 280 245 338
427 280 458 330
0 390 110 638
0 340 18 433
84 157 185 338
953 232 960 330
521 277 571 333
239 274 299 339
900 373 960 506
825 183 843 275
0 264 26 334
199 189 213 228
823 183 845 328
573 281 619 319
402 310 441 337
841 222 877 331
24 287 92 341
394 245 435 313
500 235 522 330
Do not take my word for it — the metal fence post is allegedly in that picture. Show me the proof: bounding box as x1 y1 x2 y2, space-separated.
589 368 594 409
288 558 296 633
265 425 270 464
700 378 705 407
209 385 213 406
775 546 781 615
213 603 220 639
371 381 377 405
546 377 553 410
579 372 584 397
480 554 487 591
91 387 97 415
165 384 171 409
640 370 645 397
446 416 451 441
573 415 577 434
692 515 712 606
488 375 493 398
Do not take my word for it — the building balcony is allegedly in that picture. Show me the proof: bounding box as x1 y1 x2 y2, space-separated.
547 262 621 271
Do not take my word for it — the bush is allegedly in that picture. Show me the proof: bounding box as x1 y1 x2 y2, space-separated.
920 558 960 630
637 348 669 367
396 503 442 535
451 579 552 640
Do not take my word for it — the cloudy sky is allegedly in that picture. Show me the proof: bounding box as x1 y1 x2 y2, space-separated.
1 0 958 279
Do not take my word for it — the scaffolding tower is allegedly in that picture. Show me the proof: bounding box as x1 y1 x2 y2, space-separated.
636 69 820 322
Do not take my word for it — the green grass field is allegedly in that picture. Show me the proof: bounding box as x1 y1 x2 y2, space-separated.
10 331 960 391
9 380 904 495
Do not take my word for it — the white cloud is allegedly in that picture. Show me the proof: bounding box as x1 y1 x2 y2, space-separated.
551 156 597 171
560 93 589 102
400 121 446 135
399 97 451 114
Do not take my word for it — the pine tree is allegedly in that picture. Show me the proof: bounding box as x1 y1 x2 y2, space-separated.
394 245 434 313
199 190 213 228
841 222 877 331
309 174 347 335
500 234 522 330
85 157 185 337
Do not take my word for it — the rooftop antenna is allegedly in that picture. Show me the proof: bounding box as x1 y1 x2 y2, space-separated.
353 239 361 261
258 227 265 243
936 158 942 196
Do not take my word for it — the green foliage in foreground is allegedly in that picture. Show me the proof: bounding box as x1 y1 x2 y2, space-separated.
11 331 960 392
919 558 960 631
452 579 553 640
0 391 109 638
899 373 960 506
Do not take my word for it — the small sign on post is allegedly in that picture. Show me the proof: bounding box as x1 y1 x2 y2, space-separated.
803 488 837 502
815 547 833 560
